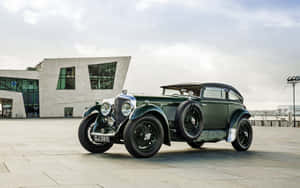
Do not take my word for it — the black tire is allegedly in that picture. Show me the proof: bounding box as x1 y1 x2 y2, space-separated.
175 101 204 142
232 118 253 151
123 115 164 158
187 142 204 149
78 113 113 153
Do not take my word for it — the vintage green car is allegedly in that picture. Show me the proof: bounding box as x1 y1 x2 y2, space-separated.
78 82 253 158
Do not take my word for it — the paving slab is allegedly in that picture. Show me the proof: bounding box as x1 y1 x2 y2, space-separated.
0 119 299 188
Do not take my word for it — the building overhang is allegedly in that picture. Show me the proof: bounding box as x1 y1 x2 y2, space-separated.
0 70 40 80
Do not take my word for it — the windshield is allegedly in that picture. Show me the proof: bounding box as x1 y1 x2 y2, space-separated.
162 88 190 96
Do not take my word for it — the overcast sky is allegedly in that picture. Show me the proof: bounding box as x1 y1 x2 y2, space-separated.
0 0 299 110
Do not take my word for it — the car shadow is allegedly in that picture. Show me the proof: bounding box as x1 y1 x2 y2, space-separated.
86 147 300 165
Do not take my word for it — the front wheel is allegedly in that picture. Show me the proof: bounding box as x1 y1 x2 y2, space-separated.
123 115 164 158
78 113 113 153
232 118 253 151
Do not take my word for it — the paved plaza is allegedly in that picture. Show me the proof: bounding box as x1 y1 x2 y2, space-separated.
0 119 299 188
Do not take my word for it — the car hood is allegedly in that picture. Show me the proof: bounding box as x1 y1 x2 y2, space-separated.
133 95 189 106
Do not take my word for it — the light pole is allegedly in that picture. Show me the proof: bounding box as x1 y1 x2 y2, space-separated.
287 76 300 128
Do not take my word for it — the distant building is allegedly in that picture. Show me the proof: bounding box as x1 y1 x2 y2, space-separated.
250 105 300 121
0 56 131 118
277 105 300 115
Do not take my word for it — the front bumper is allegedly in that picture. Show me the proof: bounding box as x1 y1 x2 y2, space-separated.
90 114 129 139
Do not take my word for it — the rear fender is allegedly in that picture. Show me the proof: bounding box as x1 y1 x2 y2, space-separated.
227 109 251 142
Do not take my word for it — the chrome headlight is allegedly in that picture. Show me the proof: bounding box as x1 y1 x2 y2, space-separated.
121 101 133 116
100 102 112 116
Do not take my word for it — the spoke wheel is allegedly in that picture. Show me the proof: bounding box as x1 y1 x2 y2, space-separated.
133 120 160 152
183 105 202 138
232 118 253 151
78 113 113 153
124 115 164 158
175 101 204 142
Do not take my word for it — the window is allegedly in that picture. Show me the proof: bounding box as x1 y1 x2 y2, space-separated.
64 107 73 118
203 87 226 99
88 62 117 89
163 89 182 96
57 67 75 89
0 78 16 91
0 77 39 118
228 90 242 102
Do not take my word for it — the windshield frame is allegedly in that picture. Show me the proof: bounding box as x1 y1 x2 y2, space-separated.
162 87 201 97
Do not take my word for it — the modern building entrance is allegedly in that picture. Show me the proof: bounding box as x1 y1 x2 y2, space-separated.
0 77 39 118
0 98 13 118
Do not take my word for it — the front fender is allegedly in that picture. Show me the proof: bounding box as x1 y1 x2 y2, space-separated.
130 104 166 120
130 104 171 146
83 105 100 118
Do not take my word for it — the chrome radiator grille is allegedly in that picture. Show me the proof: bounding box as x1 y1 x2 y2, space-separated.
114 97 129 125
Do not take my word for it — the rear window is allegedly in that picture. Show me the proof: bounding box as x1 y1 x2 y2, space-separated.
228 90 242 102
202 87 226 100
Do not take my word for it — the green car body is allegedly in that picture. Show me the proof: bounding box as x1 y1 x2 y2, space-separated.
79 82 253 158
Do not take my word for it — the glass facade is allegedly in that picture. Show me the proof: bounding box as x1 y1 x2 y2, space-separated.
88 62 117 89
0 77 39 118
57 67 76 89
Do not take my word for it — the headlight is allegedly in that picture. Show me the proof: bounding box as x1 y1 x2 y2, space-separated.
121 102 133 116
100 102 111 116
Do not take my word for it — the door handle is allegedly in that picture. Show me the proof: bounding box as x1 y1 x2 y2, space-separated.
200 103 207 106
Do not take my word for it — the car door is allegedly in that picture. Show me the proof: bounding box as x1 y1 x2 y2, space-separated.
200 87 228 130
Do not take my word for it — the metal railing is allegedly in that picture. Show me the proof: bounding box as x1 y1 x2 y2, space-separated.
250 120 300 127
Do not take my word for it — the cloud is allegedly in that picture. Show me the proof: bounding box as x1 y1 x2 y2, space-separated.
136 0 170 11
252 10 300 28
0 56 27 69
1 0 85 29
1 0 26 13
0 0 299 110
75 44 131 57
136 0 300 28
23 9 38 24
140 43 217 71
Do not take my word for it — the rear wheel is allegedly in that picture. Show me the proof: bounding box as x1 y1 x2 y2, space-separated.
78 113 113 153
187 142 204 149
232 118 253 151
123 115 164 158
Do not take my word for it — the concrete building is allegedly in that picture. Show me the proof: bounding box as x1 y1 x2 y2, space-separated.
0 56 131 118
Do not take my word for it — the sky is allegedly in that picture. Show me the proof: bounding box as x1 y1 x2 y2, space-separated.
0 0 299 110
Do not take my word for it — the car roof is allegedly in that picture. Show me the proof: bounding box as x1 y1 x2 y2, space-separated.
161 82 243 98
